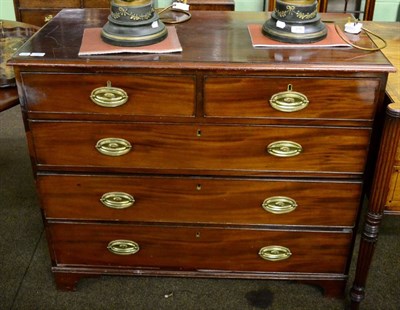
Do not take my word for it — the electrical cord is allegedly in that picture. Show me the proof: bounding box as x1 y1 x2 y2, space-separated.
334 24 387 51
156 1 191 24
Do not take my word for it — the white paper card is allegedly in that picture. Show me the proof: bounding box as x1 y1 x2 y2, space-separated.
172 2 190 11
30 52 46 57
276 20 286 29
291 26 305 34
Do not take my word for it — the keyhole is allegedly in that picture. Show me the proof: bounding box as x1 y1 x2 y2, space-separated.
196 232 201 238
196 184 202 191
197 129 202 137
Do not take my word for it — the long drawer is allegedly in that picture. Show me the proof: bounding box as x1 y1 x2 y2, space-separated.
21 73 196 117
37 174 362 227
49 223 353 274
30 121 371 175
204 76 379 121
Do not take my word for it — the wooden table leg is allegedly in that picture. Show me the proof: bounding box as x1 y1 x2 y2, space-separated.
350 103 400 308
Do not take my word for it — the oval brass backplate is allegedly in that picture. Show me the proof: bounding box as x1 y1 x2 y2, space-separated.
100 192 135 209
107 240 140 255
258 245 292 261
267 140 302 157
270 84 309 112
262 196 297 214
95 137 132 156
90 81 128 107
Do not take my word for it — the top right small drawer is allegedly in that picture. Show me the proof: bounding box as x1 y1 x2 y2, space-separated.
204 76 380 122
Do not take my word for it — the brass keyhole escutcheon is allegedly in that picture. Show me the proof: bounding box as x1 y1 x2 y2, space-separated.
196 184 202 191
197 129 202 137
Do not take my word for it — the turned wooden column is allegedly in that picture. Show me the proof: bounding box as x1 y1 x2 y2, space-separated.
350 103 400 308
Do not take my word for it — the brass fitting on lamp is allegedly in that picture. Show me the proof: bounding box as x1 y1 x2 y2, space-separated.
101 0 168 46
262 0 327 43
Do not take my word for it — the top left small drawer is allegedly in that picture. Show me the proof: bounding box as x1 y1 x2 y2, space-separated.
20 73 196 118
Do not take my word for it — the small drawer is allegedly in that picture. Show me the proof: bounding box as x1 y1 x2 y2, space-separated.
30 121 371 176
50 223 353 274
21 73 195 117
37 174 362 227
204 76 379 121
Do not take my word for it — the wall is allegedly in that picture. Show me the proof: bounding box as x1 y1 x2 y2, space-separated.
0 0 15 20
374 0 400 21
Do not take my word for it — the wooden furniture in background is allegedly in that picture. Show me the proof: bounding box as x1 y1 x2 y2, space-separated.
362 22 400 215
0 19 38 112
267 0 376 20
187 0 234 11
0 87 19 112
12 0 234 27
9 10 394 309
349 21 399 309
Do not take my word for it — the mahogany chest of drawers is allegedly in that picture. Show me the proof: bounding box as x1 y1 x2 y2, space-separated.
13 0 235 27
9 9 394 307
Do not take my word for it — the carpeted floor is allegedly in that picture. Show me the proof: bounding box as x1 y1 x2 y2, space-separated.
1 105 399 310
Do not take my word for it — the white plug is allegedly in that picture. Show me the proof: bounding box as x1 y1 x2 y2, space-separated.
344 18 362 34
172 1 190 11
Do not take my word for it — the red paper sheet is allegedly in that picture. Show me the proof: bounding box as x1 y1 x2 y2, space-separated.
79 26 182 56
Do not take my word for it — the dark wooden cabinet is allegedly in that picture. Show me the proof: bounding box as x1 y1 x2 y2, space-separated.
9 9 394 308
13 0 235 27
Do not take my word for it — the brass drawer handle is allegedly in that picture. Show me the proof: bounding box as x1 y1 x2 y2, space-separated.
101 192 135 209
258 245 292 261
270 84 309 112
90 81 128 107
267 140 302 157
44 15 53 23
95 138 132 156
107 240 140 255
262 196 297 214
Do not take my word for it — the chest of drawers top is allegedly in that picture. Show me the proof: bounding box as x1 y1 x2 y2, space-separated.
10 10 394 74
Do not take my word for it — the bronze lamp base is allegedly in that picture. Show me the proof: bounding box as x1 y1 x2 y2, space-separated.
101 0 167 47
262 0 327 43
